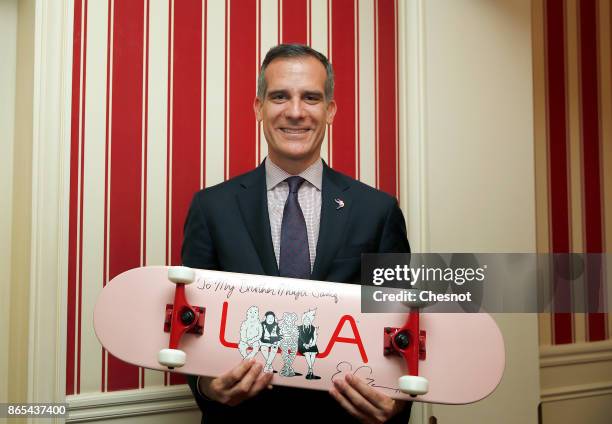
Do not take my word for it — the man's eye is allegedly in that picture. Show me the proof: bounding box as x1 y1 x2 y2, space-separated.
271 94 287 101
304 96 321 103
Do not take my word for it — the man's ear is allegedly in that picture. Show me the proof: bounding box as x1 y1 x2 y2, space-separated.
253 96 263 122
326 100 337 124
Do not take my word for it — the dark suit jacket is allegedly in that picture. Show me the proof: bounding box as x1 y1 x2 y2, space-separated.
181 160 411 423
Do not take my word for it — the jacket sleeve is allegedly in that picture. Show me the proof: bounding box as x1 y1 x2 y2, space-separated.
388 401 413 424
377 199 411 254
182 192 222 417
181 191 219 270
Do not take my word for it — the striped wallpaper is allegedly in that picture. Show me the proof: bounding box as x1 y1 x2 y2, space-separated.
66 0 402 395
535 0 612 345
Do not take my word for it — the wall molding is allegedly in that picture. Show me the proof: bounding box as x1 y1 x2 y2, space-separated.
401 0 428 423
67 386 198 422
541 381 612 403
402 0 428 255
540 339 612 368
1 0 19 405
540 340 612 403
27 0 73 410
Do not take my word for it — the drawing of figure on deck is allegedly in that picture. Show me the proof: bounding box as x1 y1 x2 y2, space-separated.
260 311 282 373
278 312 300 377
298 309 320 380
238 306 262 360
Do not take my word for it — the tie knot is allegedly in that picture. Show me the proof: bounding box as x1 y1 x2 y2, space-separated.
285 176 305 193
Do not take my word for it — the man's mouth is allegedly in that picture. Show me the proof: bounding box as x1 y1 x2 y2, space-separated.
279 128 310 134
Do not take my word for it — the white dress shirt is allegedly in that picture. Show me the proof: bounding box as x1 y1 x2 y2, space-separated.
265 158 322 272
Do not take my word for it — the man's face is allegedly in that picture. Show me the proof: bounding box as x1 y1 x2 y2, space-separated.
254 56 336 168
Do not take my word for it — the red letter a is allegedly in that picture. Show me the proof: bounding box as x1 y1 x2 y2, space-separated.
319 315 368 363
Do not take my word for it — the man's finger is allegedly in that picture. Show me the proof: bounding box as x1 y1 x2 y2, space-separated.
333 377 380 418
216 359 255 389
247 371 274 397
329 387 369 422
229 361 264 396
346 374 389 407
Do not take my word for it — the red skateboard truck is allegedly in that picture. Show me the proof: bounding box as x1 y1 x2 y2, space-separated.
384 310 429 396
158 267 204 368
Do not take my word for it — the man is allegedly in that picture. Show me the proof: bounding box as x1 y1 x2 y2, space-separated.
182 44 411 423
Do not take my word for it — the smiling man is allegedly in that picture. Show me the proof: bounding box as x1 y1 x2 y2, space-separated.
254 49 336 175
182 44 412 423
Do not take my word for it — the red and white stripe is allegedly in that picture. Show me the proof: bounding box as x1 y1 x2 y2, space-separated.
66 0 86 396
329 0 358 179
66 0 402 394
226 0 259 178
105 0 147 391
167 0 205 386
544 0 573 345
81 0 109 394
375 0 399 198
259 0 279 161
206 0 226 186
602 0 612 340
578 0 606 342
144 0 170 388
279 0 310 44
539 0 610 345
358 0 375 188
311 0 329 162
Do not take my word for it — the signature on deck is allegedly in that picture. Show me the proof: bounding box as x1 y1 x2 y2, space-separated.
331 361 400 393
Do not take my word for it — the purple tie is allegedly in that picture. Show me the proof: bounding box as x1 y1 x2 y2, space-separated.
279 176 310 279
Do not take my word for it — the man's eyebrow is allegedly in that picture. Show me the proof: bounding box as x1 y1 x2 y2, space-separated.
302 90 323 98
266 89 324 98
266 89 288 97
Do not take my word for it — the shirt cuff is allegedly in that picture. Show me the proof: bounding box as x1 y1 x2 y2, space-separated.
196 376 213 401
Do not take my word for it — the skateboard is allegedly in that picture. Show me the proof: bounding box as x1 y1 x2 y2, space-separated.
93 266 505 403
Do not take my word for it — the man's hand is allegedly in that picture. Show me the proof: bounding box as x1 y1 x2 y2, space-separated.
330 374 407 423
199 359 272 406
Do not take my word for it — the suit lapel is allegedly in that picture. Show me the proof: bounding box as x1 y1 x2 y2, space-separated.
311 165 352 281
236 164 280 276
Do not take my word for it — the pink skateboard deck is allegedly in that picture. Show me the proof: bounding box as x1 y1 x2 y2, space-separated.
93 266 505 403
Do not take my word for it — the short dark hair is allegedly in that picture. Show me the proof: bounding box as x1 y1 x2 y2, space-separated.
257 44 334 101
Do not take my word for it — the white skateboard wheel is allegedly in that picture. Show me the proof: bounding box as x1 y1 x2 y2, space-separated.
158 348 186 368
168 267 195 284
398 375 429 396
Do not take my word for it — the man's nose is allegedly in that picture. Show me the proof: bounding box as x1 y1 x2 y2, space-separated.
284 98 305 120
